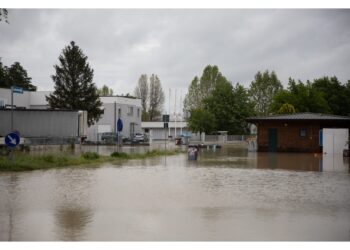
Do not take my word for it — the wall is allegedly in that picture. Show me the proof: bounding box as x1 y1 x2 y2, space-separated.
0 87 31 109
257 121 321 152
0 109 79 138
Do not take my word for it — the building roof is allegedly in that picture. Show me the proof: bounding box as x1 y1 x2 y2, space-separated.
0 108 79 112
246 112 350 122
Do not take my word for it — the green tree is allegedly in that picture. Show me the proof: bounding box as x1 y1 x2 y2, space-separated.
0 9 8 23
134 74 149 120
0 62 36 91
277 103 296 114
230 83 256 133
183 76 200 111
187 108 216 134
46 41 103 126
184 65 229 112
271 78 330 114
148 74 164 121
98 85 114 96
0 61 6 87
249 70 283 115
312 76 350 116
205 82 254 134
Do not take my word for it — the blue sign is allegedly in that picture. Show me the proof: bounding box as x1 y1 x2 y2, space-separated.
117 118 123 132
11 86 23 94
5 132 20 148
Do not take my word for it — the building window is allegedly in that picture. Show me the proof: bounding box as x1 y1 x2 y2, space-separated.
127 106 133 116
300 128 307 137
137 108 140 118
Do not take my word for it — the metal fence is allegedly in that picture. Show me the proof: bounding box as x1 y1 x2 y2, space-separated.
23 137 78 145
227 135 249 141
189 134 254 143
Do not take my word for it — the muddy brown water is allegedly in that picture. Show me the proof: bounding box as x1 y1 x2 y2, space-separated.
0 144 349 241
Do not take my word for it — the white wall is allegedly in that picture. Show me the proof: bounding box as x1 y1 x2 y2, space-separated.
323 128 349 155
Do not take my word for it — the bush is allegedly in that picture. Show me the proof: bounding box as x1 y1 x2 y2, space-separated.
42 155 55 163
110 151 129 158
81 152 100 160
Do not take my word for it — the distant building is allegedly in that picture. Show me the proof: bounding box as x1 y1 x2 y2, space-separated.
0 88 142 141
0 109 84 139
246 113 350 153
142 121 188 140
87 96 142 142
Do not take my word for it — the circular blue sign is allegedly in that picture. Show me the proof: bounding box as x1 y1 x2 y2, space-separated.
5 132 20 148
117 118 123 132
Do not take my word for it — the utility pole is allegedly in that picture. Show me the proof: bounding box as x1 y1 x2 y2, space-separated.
174 89 177 139
180 89 183 136
11 87 14 131
168 88 171 138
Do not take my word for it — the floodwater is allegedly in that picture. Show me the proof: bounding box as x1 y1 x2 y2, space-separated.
0 144 349 241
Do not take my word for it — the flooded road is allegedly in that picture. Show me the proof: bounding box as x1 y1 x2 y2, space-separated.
0 145 349 241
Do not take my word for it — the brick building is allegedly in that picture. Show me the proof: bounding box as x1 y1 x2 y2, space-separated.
246 113 350 153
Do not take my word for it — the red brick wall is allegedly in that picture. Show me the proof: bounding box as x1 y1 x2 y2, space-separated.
257 121 321 153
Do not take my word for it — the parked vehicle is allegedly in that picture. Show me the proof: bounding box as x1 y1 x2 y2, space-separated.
133 133 145 142
101 132 118 142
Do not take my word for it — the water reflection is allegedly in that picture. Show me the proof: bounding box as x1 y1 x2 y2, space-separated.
55 208 93 241
196 146 349 172
52 169 95 241
0 174 20 241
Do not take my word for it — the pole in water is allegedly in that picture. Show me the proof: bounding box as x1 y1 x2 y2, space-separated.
11 87 14 131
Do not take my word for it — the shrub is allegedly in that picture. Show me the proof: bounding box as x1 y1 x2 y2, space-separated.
42 155 55 163
110 151 129 158
81 152 100 160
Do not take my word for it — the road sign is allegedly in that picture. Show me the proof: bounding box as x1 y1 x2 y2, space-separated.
5 132 20 148
117 118 123 132
11 86 23 94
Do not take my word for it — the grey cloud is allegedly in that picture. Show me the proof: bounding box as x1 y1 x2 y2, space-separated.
1 9 350 106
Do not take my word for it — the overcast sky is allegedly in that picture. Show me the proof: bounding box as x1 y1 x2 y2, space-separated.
1 9 350 113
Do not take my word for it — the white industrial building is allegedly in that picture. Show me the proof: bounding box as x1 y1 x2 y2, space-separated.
87 96 142 142
141 121 189 141
0 88 142 142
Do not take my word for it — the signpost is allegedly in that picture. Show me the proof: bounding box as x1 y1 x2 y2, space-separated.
5 132 20 148
117 118 123 148
162 114 170 152
5 132 20 161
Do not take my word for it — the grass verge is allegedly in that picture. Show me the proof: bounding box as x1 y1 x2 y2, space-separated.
0 149 181 172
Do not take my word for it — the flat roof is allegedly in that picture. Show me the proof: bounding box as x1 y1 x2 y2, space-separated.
0 108 79 112
246 112 350 122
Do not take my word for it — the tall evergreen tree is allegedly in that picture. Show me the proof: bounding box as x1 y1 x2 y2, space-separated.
0 61 6 87
7 62 36 91
0 9 8 23
0 61 36 91
46 41 103 126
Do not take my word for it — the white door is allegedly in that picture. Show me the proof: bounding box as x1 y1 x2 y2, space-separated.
323 128 348 155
